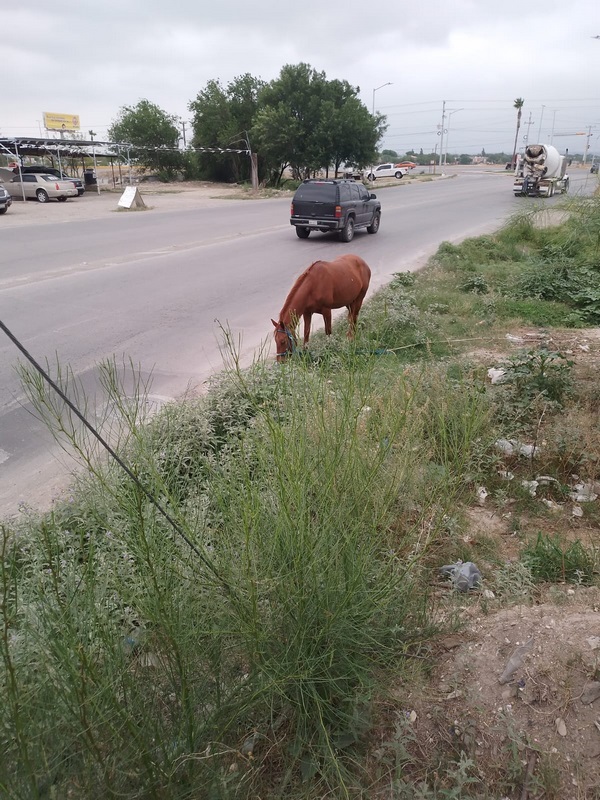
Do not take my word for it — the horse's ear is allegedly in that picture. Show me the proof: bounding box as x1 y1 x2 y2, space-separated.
271 319 279 329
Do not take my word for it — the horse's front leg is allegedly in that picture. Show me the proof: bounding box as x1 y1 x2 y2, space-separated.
303 312 312 345
323 308 332 335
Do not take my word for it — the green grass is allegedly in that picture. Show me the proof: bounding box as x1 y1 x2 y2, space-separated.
522 533 597 584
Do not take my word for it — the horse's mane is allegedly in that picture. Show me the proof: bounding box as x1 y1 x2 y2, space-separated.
279 261 322 318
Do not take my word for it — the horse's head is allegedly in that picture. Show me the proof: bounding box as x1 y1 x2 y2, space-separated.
272 319 296 362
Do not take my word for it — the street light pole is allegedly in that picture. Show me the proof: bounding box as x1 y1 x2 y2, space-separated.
369 82 392 182
372 82 392 117
89 130 101 196
444 108 463 165
437 101 447 171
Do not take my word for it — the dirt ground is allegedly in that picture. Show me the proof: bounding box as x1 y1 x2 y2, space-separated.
383 327 600 799
0 181 256 229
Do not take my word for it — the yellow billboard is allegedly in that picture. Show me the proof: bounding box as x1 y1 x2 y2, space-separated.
43 112 80 132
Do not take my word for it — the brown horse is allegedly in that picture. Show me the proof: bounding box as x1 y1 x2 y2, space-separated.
271 254 371 360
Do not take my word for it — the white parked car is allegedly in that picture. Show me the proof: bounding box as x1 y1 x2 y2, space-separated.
364 163 404 181
338 164 363 179
10 173 78 203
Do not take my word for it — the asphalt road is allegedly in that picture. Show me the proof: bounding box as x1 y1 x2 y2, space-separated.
0 169 593 517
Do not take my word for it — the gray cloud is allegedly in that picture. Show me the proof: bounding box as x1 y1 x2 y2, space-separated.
3 0 599 155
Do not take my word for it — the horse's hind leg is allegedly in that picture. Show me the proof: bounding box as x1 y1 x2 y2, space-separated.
347 293 367 338
322 308 332 335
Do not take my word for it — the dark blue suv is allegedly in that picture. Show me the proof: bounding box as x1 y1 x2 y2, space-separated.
290 179 381 242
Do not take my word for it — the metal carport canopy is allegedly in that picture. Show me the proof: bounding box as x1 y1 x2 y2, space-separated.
0 137 121 159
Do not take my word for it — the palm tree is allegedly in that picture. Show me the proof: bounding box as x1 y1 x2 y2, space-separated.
511 98 524 169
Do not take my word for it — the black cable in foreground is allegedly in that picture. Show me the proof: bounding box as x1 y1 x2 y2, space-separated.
0 319 233 596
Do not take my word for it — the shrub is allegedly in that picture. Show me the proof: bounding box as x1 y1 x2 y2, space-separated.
522 534 597 584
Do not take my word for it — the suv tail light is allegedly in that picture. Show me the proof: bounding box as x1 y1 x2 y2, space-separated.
335 205 342 218
290 202 294 215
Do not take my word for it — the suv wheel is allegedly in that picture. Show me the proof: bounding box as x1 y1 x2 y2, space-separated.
36 189 49 203
367 174 376 181
296 227 310 239
339 216 355 243
367 211 380 234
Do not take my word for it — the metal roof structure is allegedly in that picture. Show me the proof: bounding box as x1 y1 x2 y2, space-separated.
0 136 124 160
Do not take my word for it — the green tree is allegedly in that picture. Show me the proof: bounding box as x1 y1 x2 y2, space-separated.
108 99 182 179
251 63 328 181
511 97 524 169
321 81 384 177
189 74 265 182
381 149 399 160
251 64 383 184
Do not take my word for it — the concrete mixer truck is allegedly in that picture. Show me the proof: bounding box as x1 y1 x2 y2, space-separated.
513 144 570 198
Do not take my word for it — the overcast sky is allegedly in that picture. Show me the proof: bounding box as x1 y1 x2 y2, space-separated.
4 0 600 157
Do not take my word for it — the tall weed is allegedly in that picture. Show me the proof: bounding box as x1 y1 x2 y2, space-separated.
2 350 444 798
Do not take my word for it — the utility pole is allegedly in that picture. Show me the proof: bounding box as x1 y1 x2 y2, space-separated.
550 111 557 144
524 112 534 145
181 121 187 148
536 105 545 142
583 125 594 164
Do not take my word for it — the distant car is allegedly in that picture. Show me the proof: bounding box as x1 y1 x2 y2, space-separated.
395 161 417 170
338 165 363 179
10 173 78 203
364 163 404 181
13 165 85 196
591 164 599 174
0 182 12 214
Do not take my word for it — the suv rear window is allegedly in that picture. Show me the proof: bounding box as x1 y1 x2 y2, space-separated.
294 183 336 202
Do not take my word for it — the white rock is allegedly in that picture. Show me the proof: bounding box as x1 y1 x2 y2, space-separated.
482 589 495 600
495 438 514 456
516 442 536 457
586 636 600 651
572 505 584 518
555 718 567 737
521 480 539 497
570 483 598 503
542 499 561 512
498 470 514 481
536 475 559 485
476 486 488 505
487 368 506 384
505 334 524 342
